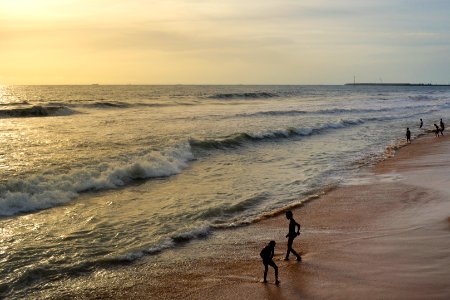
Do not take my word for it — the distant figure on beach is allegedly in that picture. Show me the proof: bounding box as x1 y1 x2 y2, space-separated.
260 240 280 285
440 119 445 135
284 210 302 261
419 118 423 129
406 127 411 143
434 124 440 137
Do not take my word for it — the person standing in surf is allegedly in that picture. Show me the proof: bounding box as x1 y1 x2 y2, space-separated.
284 210 302 261
419 118 423 129
406 127 411 143
260 240 280 284
440 119 445 135
434 124 440 137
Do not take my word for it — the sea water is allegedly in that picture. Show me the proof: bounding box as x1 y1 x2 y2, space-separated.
1 85 449 298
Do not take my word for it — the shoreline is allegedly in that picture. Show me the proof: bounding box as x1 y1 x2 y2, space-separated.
57 133 450 299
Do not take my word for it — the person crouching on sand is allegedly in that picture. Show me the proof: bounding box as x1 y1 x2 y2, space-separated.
285 210 302 261
260 240 280 284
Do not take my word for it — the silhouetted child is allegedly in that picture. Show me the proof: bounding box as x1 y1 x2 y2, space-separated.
284 210 302 261
440 119 445 135
419 118 423 129
260 240 280 284
406 127 411 143
434 124 440 137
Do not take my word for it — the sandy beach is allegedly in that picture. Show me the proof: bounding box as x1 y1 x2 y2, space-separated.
70 133 450 300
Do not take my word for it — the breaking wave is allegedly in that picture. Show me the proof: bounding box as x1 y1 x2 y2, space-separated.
230 103 441 119
189 119 365 150
194 192 269 220
0 144 194 217
189 105 440 151
83 101 130 108
0 105 73 118
65 101 196 109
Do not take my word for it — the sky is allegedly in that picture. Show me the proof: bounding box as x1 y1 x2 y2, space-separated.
0 0 449 85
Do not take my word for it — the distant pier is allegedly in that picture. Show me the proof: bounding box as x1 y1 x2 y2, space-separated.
344 83 450 86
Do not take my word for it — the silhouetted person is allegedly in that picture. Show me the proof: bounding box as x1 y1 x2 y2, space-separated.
440 119 445 135
284 210 302 261
260 240 280 284
406 127 411 143
419 118 423 129
434 124 440 137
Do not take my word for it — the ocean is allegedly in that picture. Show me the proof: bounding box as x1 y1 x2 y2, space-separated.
1 85 449 298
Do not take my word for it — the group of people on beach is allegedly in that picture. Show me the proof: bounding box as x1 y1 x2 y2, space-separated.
263 118 446 284
260 210 301 285
406 118 444 143
433 118 445 137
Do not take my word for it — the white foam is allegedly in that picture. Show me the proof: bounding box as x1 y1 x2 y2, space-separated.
172 225 211 242
342 172 404 186
145 239 176 255
0 144 194 217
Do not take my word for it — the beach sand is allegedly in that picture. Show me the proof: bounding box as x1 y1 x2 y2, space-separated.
76 134 450 300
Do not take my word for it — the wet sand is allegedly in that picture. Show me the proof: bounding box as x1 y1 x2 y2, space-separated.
74 134 450 300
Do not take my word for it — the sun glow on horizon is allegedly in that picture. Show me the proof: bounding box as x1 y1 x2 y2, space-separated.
0 0 449 85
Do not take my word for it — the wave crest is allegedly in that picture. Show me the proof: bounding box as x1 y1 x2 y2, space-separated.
0 105 73 118
0 144 194 217
189 119 365 150
208 92 278 99
230 104 440 119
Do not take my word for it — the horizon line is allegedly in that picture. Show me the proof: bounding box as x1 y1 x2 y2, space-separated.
2 82 450 86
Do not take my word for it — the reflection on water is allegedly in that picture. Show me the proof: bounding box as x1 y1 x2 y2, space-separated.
1 85 450 298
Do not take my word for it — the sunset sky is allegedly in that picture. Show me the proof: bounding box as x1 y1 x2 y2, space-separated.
1 0 449 84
